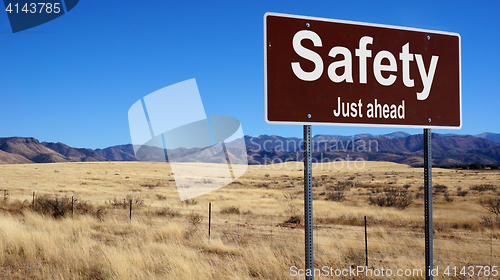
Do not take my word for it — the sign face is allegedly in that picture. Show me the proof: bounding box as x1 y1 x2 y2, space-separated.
264 13 461 129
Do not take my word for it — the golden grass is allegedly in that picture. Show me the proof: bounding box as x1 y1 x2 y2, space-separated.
0 161 499 279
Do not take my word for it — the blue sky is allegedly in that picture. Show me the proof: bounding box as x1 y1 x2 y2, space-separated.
1 1 499 149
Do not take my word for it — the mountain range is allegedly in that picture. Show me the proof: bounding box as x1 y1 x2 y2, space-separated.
0 132 499 166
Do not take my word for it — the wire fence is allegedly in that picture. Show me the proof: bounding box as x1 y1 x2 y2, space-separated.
2 188 500 274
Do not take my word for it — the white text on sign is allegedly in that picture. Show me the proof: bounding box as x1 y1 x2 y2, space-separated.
291 30 439 101
332 97 405 120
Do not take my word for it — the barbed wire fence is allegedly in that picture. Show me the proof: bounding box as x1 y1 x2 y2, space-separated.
2 188 500 274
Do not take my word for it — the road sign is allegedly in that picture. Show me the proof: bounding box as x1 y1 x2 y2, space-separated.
264 12 461 129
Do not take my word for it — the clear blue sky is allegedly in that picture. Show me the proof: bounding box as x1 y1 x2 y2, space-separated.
1 1 499 149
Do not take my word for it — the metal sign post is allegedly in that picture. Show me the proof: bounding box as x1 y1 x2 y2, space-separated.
303 125 314 280
424 128 433 279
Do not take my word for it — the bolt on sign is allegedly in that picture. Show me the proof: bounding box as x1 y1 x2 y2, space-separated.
264 13 461 128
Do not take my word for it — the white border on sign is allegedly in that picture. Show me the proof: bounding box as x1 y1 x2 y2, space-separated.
263 12 462 130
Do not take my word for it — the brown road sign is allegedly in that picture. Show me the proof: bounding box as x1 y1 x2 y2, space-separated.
264 12 461 129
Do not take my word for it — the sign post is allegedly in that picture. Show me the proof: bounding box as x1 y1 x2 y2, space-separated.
303 125 313 280
424 128 433 279
264 13 460 279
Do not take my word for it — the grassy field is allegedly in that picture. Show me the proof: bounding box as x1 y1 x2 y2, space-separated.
0 161 499 279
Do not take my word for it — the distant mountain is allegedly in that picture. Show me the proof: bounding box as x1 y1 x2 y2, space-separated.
0 149 32 164
42 142 105 162
463 145 500 163
246 132 410 153
245 135 303 153
380 131 411 139
243 133 499 166
0 132 498 166
359 134 498 154
94 145 138 161
0 137 66 163
312 131 409 142
476 132 500 143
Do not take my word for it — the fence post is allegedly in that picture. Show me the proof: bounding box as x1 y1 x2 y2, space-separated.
32 191 35 208
129 199 132 220
365 216 368 267
208 202 212 241
71 196 74 217
3 190 6 200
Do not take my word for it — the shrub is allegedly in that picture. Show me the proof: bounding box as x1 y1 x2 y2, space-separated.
184 212 203 239
480 198 500 216
0 199 30 215
220 206 240 214
338 214 360 226
469 162 482 170
367 187 413 209
94 208 105 221
444 192 453 203
284 215 301 224
325 191 346 202
471 184 497 192
480 215 500 228
107 196 144 209
129 196 144 206
182 198 198 206
107 198 127 208
32 195 93 218
155 194 167 200
343 249 365 266
188 212 203 226
34 196 68 218
457 190 469 197
259 182 270 188
327 180 354 192
337 180 354 190
72 198 94 214
434 184 448 193
156 207 180 217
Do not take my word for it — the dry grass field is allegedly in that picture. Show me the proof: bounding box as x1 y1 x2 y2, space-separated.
0 161 500 279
